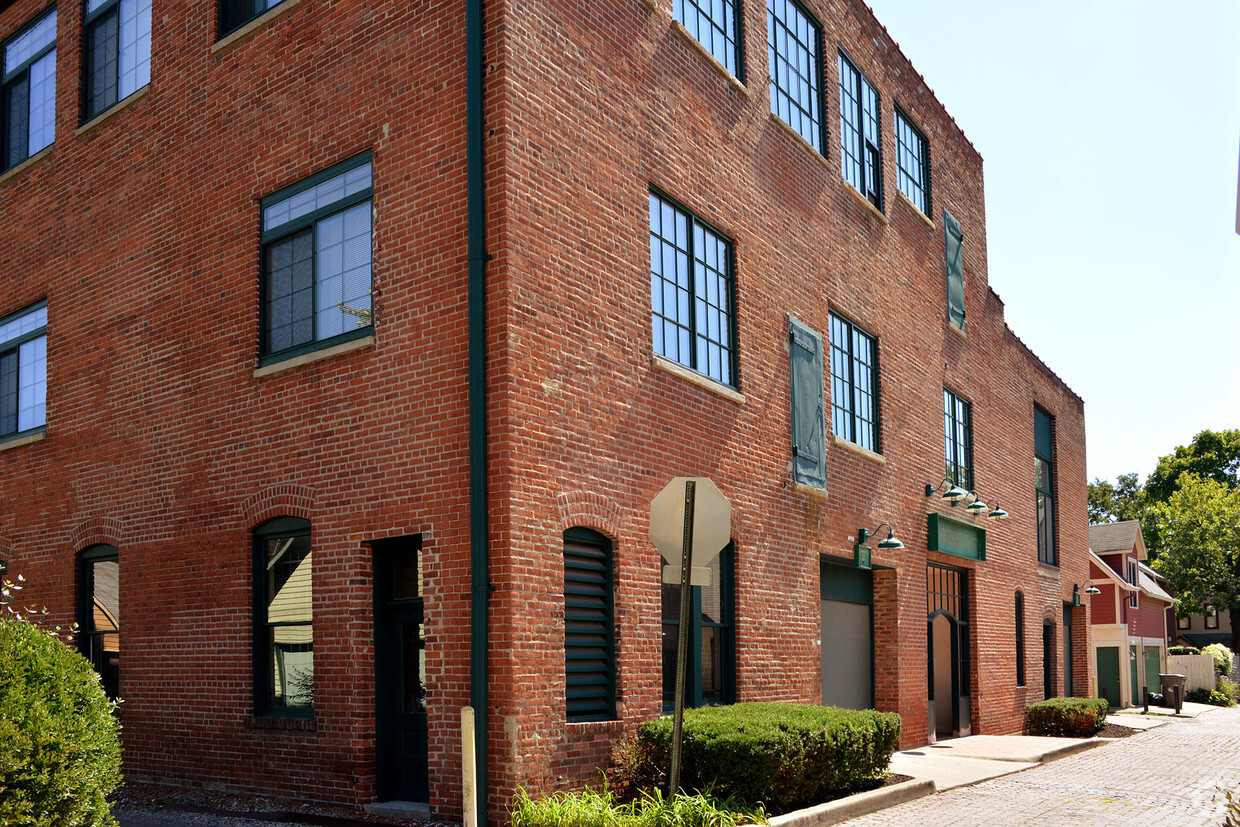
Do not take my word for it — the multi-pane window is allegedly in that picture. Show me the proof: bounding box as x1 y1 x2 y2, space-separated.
674 0 742 80
649 191 736 387
767 0 823 153
662 543 734 710
943 388 972 491
829 311 878 452
2 8 56 172
79 545 120 700
83 0 152 121
220 0 289 38
837 52 881 208
1035 406 1056 565
254 517 313 715
894 107 929 214
1015 591 1025 687
0 302 47 439
1205 606 1219 630
261 153 373 362
1127 560 1139 609
564 529 615 722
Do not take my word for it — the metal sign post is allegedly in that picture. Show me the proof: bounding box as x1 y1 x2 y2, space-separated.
668 479 696 798
649 475 731 800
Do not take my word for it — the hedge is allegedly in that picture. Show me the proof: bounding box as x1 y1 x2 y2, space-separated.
1025 697 1109 737
0 615 123 827
628 703 900 815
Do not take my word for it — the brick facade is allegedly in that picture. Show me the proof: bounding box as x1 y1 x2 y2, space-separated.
0 0 1091 822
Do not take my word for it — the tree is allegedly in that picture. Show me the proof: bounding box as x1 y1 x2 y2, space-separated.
1088 472 1147 524
1151 475 1240 656
1146 429 1240 503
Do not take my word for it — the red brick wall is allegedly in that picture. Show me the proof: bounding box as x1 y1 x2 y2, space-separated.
0 0 478 812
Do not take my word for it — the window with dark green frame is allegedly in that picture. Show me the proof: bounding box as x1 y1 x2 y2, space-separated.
1015 591 1025 686
837 51 881 208
260 153 373 365
564 528 615 722
767 0 824 153
2 7 56 173
674 0 743 80
829 311 878 453
1035 406 1057 565
0 301 47 440
661 543 734 711
649 190 737 388
78 545 120 701
943 387 972 491
82 0 151 122
254 517 313 716
894 107 929 214
219 0 289 38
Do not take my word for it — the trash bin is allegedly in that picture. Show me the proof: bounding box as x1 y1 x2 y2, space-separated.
1160 674 1186 713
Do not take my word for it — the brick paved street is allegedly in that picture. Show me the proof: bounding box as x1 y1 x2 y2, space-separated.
844 706 1240 826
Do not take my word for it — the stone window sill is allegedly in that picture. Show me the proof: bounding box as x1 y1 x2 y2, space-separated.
843 181 888 225
768 114 830 174
670 21 750 99
212 0 308 55
0 430 46 453
0 145 53 187
247 715 316 732
255 335 374 379
653 354 744 404
77 86 151 137
896 190 934 229
833 435 885 464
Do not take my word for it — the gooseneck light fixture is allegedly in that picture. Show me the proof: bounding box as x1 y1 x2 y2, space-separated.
986 501 1010 520
925 477 968 502
1072 581 1102 606
858 523 904 550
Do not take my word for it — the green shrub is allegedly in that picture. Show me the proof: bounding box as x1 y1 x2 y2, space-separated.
1185 687 1234 707
1025 697 1109 737
510 786 768 827
1168 645 1201 655
629 703 900 815
0 615 122 827
1217 676 1239 703
1203 644 1235 676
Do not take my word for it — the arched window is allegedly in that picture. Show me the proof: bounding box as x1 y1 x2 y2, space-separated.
79 545 120 699
564 528 614 722
254 517 313 716
1015 591 1026 687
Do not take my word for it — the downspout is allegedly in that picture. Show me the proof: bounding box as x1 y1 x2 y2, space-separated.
465 0 490 818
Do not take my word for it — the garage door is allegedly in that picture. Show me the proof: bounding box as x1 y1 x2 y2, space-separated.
820 560 873 710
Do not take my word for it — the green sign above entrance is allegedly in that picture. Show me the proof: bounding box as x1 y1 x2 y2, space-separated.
927 512 986 561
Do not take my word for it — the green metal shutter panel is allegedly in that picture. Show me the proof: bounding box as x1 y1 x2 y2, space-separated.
943 209 965 331
564 532 615 721
789 319 827 489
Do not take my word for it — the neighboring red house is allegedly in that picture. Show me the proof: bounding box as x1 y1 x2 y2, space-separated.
0 0 1091 820
1087 521 1173 707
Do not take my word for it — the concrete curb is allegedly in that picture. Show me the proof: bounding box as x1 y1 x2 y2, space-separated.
766 779 937 827
976 737 1110 765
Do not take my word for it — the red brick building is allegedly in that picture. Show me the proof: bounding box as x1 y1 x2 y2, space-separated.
0 0 1091 821
1087 521 1173 707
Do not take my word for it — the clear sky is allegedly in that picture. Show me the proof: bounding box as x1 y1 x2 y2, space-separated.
866 0 1240 485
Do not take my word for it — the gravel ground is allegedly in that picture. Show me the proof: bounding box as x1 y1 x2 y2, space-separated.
111 783 458 827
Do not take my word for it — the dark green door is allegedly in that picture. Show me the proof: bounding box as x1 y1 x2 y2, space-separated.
1096 646 1120 708
1145 647 1161 694
1130 646 1139 705
374 536 429 803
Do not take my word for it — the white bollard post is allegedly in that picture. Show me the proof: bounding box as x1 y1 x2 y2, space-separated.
462 706 478 827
